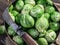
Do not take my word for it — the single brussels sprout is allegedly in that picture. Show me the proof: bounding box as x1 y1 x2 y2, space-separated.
28 29 39 38
42 13 50 19
47 0 53 6
45 30 56 42
9 5 13 12
51 12 60 22
37 0 46 6
0 26 5 35
21 4 33 15
24 0 35 6
30 4 44 18
15 0 24 11
9 12 15 21
38 38 48 45
39 30 47 37
36 17 49 32
16 14 21 24
45 6 55 14
8 26 16 36
50 22 59 31
11 10 19 17
20 14 34 28
13 36 24 45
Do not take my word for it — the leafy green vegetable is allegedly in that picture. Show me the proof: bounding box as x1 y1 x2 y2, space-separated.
45 30 56 42
15 0 24 11
38 38 48 45
21 4 33 15
30 4 44 18
37 0 46 6
9 5 13 12
20 14 34 28
50 22 59 31
8 26 16 36
16 14 21 24
28 29 39 38
24 0 35 6
0 26 5 34
13 36 24 45
45 6 55 14
36 17 49 32
42 13 50 19
39 30 46 37
46 0 53 6
9 12 15 21
51 12 60 22
11 10 19 17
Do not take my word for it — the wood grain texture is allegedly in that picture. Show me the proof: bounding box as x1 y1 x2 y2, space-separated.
0 0 15 25
22 32 38 45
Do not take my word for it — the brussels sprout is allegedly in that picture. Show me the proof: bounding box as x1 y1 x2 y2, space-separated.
20 14 34 28
9 12 15 21
45 30 56 42
21 4 33 15
46 0 53 6
24 0 35 6
45 6 55 14
8 26 16 36
16 14 21 24
15 0 24 11
9 5 13 12
42 13 50 19
0 26 5 35
51 12 60 22
36 17 49 32
37 0 46 6
50 22 59 31
30 4 44 18
38 38 48 45
39 30 46 37
28 29 39 38
11 10 19 17
13 36 24 45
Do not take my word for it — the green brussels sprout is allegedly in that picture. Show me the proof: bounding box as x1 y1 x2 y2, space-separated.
9 12 15 21
37 0 46 6
36 17 49 32
13 36 24 45
20 14 34 28
47 0 53 6
16 14 21 24
11 10 19 17
0 26 5 35
15 0 24 11
45 6 55 14
28 29 39 38
21 4 33 15
51 12 60 22
38 38 48 45
45 30 56 42
9 5 13 12
30 4 44 18
42 13 50 19
8 26 16 36
50 22 59 31
24 0 35 6
39 30 46 37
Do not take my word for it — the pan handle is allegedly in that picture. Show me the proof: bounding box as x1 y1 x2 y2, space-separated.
22 32 38 45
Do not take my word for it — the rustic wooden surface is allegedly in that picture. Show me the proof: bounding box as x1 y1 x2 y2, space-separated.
0 0 15 25
0 0 17 45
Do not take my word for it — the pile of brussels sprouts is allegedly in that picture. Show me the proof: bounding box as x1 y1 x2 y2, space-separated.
1 0 60 45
